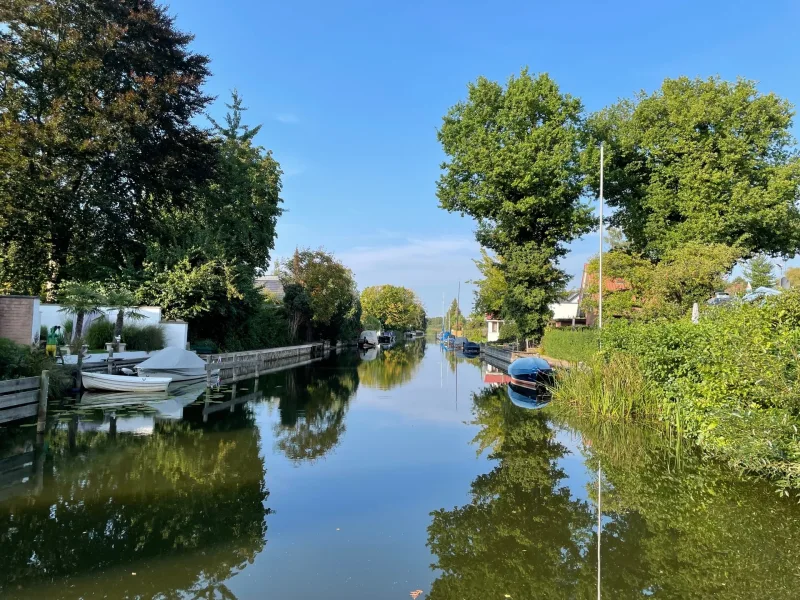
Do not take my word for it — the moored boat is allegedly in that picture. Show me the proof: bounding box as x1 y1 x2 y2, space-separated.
358 330 379 349
507 356 554 389
506 382 551 410
135 347 208 382
463 341 480 356
82 372 172 393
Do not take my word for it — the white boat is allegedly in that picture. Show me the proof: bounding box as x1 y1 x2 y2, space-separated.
358 330 379 349
82 372 172 393
135 347 208 382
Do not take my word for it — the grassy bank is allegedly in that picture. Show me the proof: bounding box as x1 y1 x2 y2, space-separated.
549 291 800 495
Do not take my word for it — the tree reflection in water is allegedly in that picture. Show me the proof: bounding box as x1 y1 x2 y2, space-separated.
357 340 426 389
273 352 360 462
427 386 800 600
0 408 268 599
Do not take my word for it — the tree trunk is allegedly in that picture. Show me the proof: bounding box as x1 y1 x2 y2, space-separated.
74 311 84 343
115 310 124 340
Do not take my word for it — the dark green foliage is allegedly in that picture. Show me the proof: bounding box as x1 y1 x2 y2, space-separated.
437 70 594 340
0 338 69 398
540 328 598 363
85 318 115 350
38 325 47 344
122 325 165 352
0 0 216 294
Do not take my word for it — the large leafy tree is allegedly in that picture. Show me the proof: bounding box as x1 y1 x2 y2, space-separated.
437 69 594 340
279 249 359 342
360 285 426 331
585 76 800 261
0 0 217 294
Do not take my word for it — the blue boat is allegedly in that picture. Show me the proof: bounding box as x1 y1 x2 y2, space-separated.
462 341 480 356
507 383 551 410
507 357 554 389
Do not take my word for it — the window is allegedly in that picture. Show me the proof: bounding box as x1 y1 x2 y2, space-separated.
491 321 498 333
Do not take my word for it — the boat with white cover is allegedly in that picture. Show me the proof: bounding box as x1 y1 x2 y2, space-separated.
82 372 172 393
135 347 208 382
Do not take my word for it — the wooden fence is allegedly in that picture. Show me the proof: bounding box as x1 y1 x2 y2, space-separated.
204 343 325 385
0 371 49 431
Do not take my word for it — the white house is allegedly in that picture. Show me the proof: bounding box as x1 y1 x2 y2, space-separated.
548 291 585 327
485 314 504 342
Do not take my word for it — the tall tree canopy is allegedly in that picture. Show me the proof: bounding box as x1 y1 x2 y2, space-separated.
360 285 426 332
278 249 360 342
0 0 217 294
585 76 800 261
743 254 776 289
437 69 594 339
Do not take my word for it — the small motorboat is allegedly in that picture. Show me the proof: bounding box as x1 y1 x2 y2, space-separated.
358 330 379 349
507 383 551 410
82 372 172 393
507 356 554 389
462 341 480 356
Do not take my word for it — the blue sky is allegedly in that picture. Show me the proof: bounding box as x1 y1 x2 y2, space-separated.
167 0 800 315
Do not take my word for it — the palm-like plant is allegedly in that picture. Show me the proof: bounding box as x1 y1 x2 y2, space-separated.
103 284 145 340
58 281 104 343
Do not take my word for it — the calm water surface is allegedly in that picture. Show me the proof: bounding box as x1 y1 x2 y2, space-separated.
1 341 799 599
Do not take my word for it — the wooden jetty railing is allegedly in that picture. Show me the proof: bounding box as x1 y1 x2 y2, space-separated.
82 357 148 374
204 343 325 385
0 371 49 431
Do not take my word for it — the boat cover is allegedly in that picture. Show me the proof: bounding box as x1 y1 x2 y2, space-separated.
136 347 206 371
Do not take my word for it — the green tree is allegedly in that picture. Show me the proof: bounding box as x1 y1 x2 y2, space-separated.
471 249 507 316
102 284 145 340
360 285 426 332
0 0 217 294
743 254 776 289
445 299 464 332
57 281 104 343
585 76 800 261
279 249 359 342
437 69 594 340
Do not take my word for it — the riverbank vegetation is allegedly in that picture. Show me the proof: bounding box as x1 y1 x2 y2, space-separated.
360 285 426 332
0 1 376 352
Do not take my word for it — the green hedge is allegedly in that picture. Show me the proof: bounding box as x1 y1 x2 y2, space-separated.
122 325 166 352
540 327 599 363
85 318 115 349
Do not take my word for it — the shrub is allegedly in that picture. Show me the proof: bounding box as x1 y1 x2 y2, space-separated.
497 321 520 343
540 327 599 363
123 325 166 351
85 318 115 349
0 338 70 398
38 325 47 344
62 318 73 340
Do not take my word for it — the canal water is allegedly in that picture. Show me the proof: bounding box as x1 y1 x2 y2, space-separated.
1 341 799 599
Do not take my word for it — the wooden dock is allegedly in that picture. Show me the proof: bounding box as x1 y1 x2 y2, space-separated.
0 371 49 431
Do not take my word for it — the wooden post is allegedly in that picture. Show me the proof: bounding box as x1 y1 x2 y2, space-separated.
36 370 49 434
230 382 237 413
206 356 212 388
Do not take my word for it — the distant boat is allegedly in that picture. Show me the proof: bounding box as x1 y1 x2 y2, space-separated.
507 357 554 389
358 330 379 349
82 372 172 393
378 331 395 344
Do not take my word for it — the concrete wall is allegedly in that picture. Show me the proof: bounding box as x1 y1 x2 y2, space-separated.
0 296 38 345
40 304 162 332
162 321 188 349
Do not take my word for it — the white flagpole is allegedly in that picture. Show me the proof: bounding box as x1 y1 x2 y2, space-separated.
598 143 604 330
597 461 602 600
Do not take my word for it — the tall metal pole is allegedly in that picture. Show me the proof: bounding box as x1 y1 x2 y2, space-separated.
598 143 604 330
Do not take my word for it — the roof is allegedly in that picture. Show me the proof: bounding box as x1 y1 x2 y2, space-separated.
255 275 285 300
